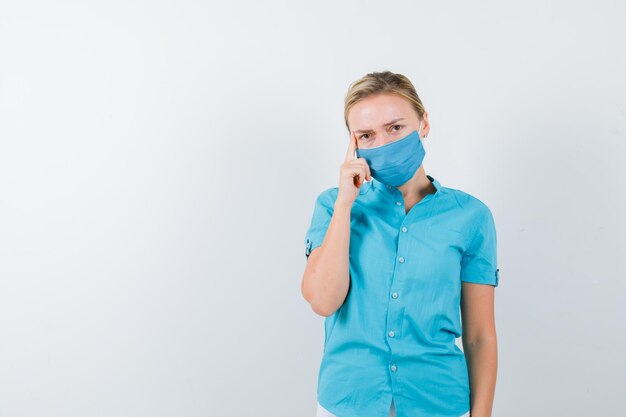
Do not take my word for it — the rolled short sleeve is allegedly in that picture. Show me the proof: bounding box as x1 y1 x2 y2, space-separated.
460 204 499 287
304 188 337 259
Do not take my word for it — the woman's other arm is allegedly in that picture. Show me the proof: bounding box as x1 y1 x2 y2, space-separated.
461 282 497 417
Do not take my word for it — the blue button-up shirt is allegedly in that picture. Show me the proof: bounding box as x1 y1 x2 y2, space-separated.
303 174 499 417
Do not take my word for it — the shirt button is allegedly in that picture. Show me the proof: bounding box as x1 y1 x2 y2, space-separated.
398 256 405 263
388 330 395 337
390 364 397 372
401 226 407 233
395 201 402 206
392 292 399 299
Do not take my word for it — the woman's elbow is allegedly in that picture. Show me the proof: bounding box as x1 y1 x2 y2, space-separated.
310 298 339 317
301 282 337 317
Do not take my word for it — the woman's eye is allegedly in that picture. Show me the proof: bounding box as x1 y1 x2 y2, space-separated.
359 134 370 140
392 125 403 131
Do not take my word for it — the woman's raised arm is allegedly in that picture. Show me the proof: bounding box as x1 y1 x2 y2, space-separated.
301 132 371 317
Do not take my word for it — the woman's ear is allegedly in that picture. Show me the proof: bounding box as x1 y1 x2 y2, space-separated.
420 112 430 139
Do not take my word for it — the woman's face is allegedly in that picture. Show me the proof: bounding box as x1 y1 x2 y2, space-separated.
347 93 429 150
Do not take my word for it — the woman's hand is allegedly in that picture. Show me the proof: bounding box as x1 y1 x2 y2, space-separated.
336 132 371 207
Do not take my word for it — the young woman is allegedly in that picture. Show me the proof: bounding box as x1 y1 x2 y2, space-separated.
301 71 499 417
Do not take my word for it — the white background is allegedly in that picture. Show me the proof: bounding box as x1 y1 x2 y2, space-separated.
1 1 624 416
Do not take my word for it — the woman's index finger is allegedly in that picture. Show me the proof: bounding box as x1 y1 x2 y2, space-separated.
344 131 357 163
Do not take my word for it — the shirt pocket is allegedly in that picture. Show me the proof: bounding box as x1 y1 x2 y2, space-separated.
424 225 465 256
419 225 465 286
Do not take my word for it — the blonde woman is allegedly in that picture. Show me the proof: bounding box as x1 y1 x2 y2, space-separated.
301 71 499 417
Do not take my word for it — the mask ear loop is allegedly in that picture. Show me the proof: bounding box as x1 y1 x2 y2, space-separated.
419 121 427 139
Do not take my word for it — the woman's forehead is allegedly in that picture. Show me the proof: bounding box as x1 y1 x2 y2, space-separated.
348 94 416 129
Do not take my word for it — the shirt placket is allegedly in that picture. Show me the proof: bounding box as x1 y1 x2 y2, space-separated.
385 185 409 380
383 183 436 381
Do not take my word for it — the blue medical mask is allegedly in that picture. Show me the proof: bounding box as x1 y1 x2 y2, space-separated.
355 127 426 187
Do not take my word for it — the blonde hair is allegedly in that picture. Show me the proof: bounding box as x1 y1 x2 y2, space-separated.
343 71 426 132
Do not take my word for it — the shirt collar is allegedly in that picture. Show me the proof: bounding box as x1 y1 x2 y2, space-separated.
369 174 441 197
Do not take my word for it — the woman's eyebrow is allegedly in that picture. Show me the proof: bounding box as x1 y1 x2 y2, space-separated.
354 118 405 133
